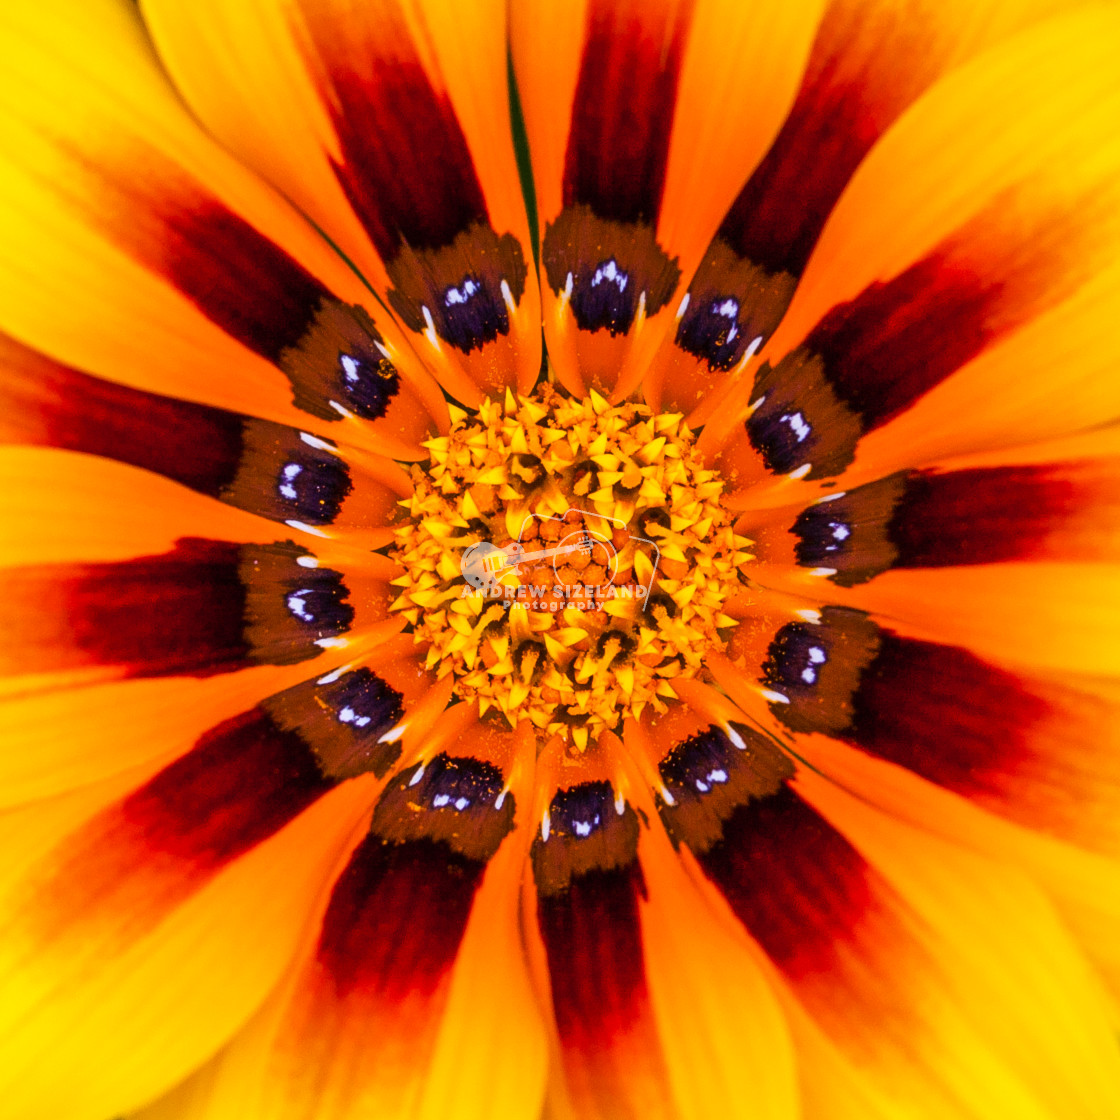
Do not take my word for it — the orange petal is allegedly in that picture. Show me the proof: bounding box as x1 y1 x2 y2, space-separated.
790 724 1120 1015
746 445 1120 590
700 7 1120 477
0 333 412 549
130 716 546 1120
0 0 444 456
142 0 540 399
0 537 391 693
755 604 1120 854
637 713 1120 1117
512 0 822 397
649 0 1084 412
0 771 377 1120
521 736 677 1119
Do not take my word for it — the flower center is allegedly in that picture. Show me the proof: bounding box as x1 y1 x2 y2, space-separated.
389 386 751 746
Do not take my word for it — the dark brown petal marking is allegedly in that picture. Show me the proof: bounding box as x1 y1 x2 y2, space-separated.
241 541 354 664
531 780 661 1103
223 424 352 527
746 350 864 478
318 752 518 997
275 301 401 423
656 723 794 854
541 206 681 335
264 667 406 781
317 835 485 1001
675 243 798 371
756 191 1092 464
299 3 527 355
541 0 692 337
761 607 882 733
385 223 528 354
71 147 403 423
794 465 1089 583
2 539 355 680
792 475 908 585
372 754 515 863
761 608 1057 803
531 780 641 897
697 782 874 983
0 345 357 527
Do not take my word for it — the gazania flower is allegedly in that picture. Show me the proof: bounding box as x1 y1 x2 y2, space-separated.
2 0 1120 1117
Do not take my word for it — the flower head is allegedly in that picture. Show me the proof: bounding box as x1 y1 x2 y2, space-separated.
1 2 1120 1119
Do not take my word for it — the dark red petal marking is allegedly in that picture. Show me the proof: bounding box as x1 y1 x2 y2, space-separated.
717 82 875 282
0 339 357 526
30 665 411 941
293 4 530 355
3 539 353 680
761 609 1057 806
7 539 247 679
317 836 484 1000
540 0 693 342
538 861 649 1056
75 153 332 364
563 0 694 225
675 1 946 370
696 782 873 983
0 336 240 496
299 2 487 261
530 781 669 1109
887 466 1082 568
66 154 407 422
847 634 1048 796
794 250 1010 430
114 708 333 870
152 199 330 364
782 191 1090 433
644 710 880 987
742 222 1053 477
32 708 332 938
792 464 1099 583
317 753 516 996
714 0 923 280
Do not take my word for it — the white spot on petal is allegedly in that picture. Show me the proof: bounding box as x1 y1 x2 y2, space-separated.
760 688 790 704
